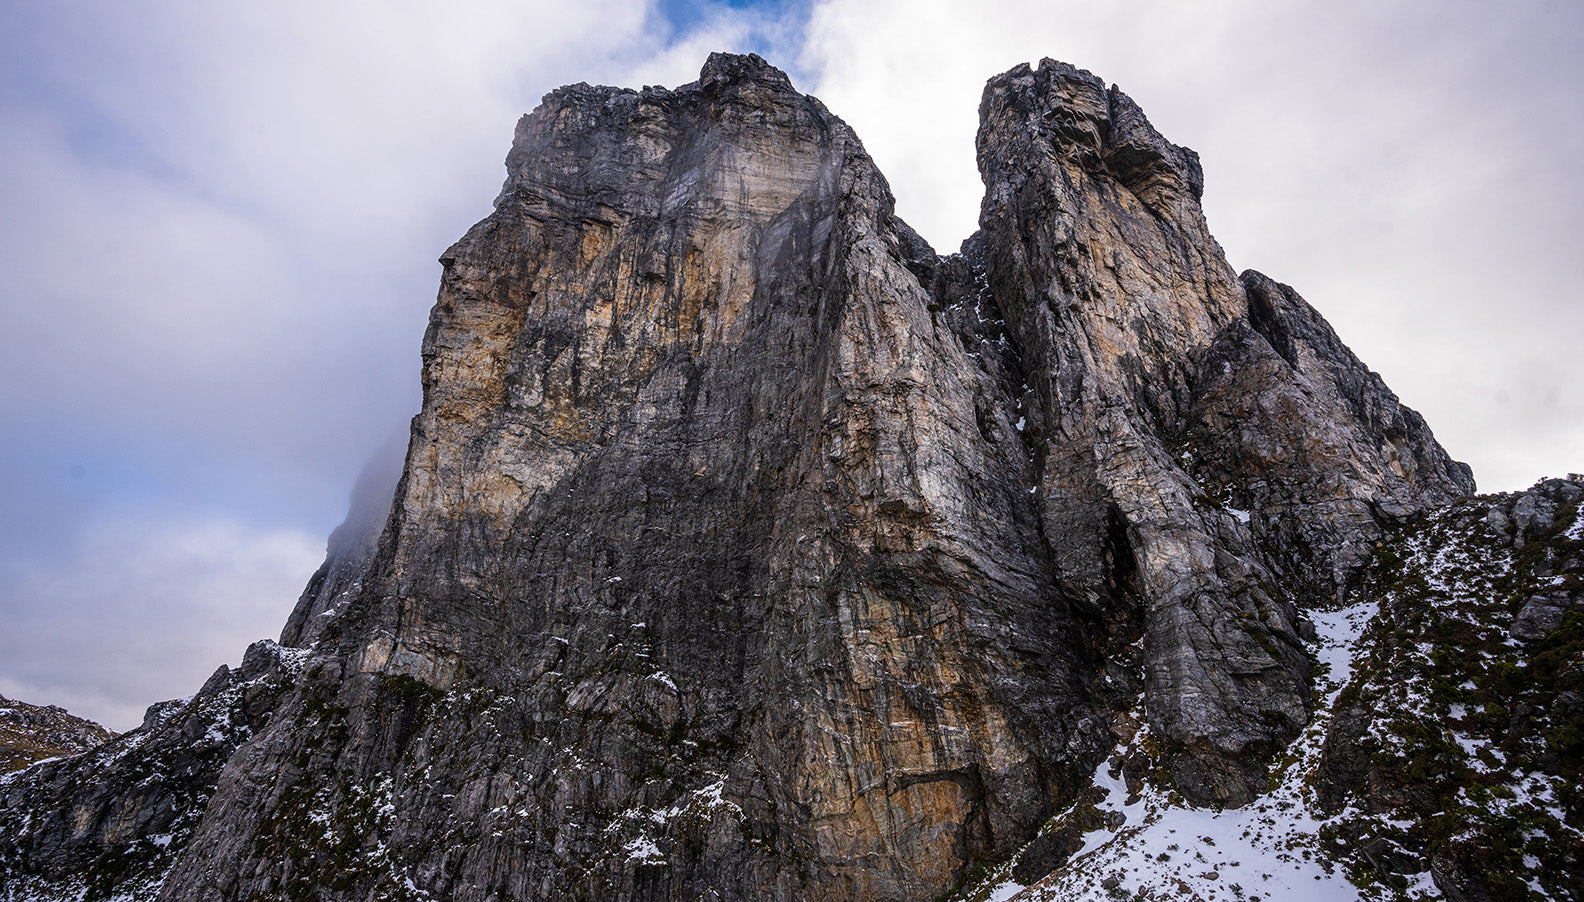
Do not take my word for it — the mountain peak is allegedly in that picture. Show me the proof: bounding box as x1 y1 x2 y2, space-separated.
4 53 1565 902
698 51 795 91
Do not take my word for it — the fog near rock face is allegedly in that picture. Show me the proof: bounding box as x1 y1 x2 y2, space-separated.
1 0 1579 729
0 0 665 729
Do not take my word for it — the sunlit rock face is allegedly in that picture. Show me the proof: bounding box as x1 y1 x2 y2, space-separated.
0 54 1473 902
970 60 1471 807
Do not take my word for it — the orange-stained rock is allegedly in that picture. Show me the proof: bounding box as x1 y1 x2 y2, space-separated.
0 54 1475 902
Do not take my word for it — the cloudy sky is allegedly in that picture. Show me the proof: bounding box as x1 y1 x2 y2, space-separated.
2 0 1579 730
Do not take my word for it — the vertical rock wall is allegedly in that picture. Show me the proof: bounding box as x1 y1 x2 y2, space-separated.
159 53 1112 902
970 59 1471 805
0 54 1474 902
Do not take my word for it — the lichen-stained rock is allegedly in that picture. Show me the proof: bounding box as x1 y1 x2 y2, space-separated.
1190 271 1474 600
0 53 1479 901
157 53 1110 902
1312 478 1583 900
971 59 1471 805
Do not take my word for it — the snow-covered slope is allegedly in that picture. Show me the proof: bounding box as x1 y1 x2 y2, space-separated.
953 477 1583 902
955 601 1378 902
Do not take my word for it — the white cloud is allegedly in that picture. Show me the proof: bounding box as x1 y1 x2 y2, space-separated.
622 17 756 89
2 0 1580 731
1 0 660 418
0 0 669 725
0 512 323 731
25 1 652 256
802 0 1584 491
0 0 697 528
0 112 296 400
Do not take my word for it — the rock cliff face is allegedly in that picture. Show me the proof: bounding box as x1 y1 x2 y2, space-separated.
988 475 1582 902
0 54 1483 902
963 60 1470 807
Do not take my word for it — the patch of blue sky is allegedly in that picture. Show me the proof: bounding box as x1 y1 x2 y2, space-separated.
653 0 813 72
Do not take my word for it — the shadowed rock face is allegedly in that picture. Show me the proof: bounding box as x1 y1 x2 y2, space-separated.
0 54 1472 902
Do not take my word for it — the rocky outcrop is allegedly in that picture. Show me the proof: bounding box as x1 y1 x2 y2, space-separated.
1313 477 1583 900
0 54 1476 901
158 51 1111 902
0 642 306 900
0 696 113 773
968 60 1471 806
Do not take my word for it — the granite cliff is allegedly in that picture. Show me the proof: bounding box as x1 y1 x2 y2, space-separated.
7 54 1571 902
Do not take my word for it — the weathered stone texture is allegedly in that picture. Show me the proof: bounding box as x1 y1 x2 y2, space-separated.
159 52 1112 902
0 642 304 899
971 60 1471 805
0 53 1476 901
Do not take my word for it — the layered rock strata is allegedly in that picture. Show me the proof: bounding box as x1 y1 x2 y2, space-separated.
965 60 1470 805
0 54 1472 902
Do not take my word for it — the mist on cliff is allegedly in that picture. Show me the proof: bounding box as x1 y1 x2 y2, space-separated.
0 0 1579 728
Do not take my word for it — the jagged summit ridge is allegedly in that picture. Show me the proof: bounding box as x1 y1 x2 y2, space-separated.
697 50 797 90
979 58 1206 205
971 53 1470 805
0 53 1483 902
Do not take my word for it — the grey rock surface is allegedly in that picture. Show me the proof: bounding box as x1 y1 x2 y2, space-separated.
1513 593 1582 643
971 59 1471 806
0 54 1478 901
0 641 305 899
